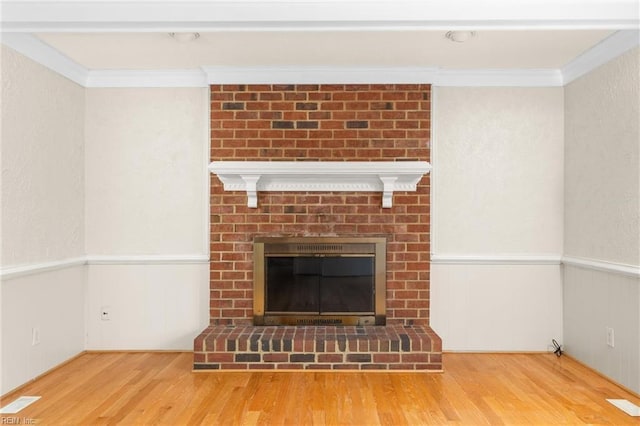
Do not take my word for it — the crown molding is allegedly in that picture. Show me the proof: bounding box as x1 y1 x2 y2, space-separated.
203 66 439 84
86 69 208 87
204 66 566 86
434 69 564 87
562 29 640 84
1 33 88 86
2 1 638 32
1 33 208 87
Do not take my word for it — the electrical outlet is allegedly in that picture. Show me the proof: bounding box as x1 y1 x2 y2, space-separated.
101 306 111 321
606 327 615 348
31 327 41 346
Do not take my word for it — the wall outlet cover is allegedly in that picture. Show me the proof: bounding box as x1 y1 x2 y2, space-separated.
31 327 41 346
606 327 615 348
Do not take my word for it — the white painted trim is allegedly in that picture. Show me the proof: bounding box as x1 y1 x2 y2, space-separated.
431 254 562 265
430 86 440 255
85 255 210 265
434 69 564 87
562 30 640 84
562 256 640 278
3 254 635 278
202 89 212 257
204 66 439 84
1 255 210 280
431 254 640 277
2 1 638 32
209 160 431 208
204 66 565 86
86 69 208 88
0 257 86 280
1 33 88 86
0 34 206 87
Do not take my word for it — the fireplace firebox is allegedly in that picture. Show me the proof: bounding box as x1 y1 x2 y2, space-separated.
253 237 386 326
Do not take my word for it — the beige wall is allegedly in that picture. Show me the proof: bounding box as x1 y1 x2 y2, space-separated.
84 87 210 350
1 46 85 266
564 47 640 266
1 51 211 393
431 86 564 351
1 46 86 394
433 87 564 255
85 88 209 255
563 46 640 393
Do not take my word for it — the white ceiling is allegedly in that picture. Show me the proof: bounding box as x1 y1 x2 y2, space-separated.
36 30 616 70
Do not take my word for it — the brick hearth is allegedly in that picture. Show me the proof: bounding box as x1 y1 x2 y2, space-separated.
194 83 442 371
194 325 442 371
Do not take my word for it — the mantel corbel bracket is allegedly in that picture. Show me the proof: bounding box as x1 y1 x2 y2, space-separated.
379 176 398 208
240 175 261 208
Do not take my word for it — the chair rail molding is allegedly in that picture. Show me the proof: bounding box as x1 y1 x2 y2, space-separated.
430 254 562 265
562 256 640 278
0 254 210 280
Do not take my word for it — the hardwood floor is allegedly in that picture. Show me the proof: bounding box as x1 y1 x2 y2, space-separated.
1 352 639 425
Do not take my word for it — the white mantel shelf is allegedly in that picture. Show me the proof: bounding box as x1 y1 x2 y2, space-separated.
209 161 431 208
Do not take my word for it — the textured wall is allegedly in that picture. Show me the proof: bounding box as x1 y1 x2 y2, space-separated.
84 87 210 350
433 87 564 255
564 47 640 266
209 84 432 326
563 47 640 394
1 45 85 266
431 86 564 351
85 87 209 255
1 46 86 394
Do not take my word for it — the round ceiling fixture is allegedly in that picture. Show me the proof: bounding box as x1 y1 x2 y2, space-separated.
169 32 200 43
445 31 476 43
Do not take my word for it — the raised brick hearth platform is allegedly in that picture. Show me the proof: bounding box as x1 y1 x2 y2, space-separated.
194 325 442 371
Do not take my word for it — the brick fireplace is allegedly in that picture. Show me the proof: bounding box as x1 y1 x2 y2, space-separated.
194 84 442 371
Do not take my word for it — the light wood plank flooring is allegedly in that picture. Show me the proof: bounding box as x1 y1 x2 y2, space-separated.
1 352 639 425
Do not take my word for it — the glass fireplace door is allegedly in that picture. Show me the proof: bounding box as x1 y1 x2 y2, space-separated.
265 256 375 315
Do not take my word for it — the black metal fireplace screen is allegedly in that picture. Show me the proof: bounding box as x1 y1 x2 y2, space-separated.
253 237 386 326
